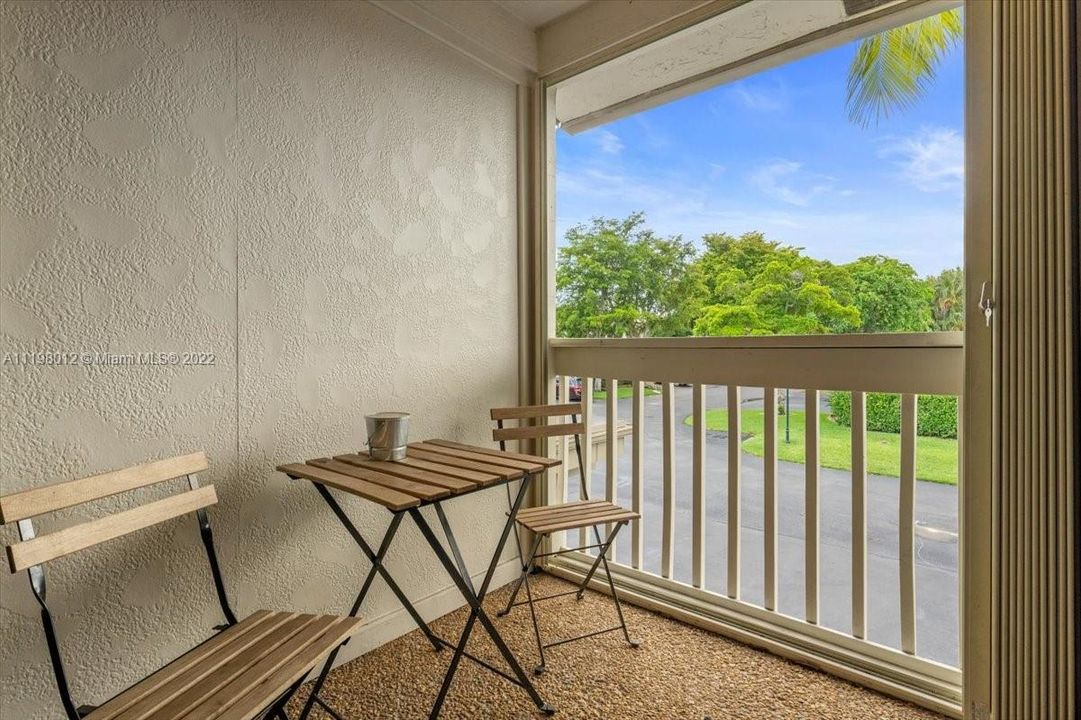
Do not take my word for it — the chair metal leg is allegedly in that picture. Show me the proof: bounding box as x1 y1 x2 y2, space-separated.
266 676 304 720
597 523 639 647
574 536 610 601
295 643 341 720
497 562 528 617
519 534 547 674
529 522 639 660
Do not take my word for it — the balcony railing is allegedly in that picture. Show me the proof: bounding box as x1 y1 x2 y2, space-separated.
542 333 964 717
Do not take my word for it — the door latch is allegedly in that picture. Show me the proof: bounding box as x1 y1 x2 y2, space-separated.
977 281 994 327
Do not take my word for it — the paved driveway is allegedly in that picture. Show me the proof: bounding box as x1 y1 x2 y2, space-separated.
566 386 959 668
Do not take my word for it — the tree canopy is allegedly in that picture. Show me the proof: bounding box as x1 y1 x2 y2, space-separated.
846 255 933 333
556 213 959 338
845 9 963 128
928 266 964 330
556 213 700 338
691 232 860 336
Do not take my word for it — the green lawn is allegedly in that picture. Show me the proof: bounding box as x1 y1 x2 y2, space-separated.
684 408 958 485
593 386 661 400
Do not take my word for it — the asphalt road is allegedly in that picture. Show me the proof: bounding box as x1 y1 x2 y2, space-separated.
566 386 959 668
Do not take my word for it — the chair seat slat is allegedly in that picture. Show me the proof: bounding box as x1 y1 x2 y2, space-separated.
515 500 613 524
527 508 639 535
214 616 361 720
179 615 345 720
96 612 297 720
88 611 362 720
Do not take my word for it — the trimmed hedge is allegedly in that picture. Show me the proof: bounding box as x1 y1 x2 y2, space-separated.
828 391 957 439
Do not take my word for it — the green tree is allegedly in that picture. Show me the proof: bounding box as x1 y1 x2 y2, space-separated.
928 266 964 330
845 8 963 127
556 213 700 337
845 255 933 332
691 233 860 336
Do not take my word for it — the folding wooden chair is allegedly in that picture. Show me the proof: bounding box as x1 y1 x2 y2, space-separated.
1 451 363 720
491 403 640 675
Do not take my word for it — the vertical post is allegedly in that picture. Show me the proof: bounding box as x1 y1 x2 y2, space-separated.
785 388 791 444
727 384 741 599
605 378 618 559
661 382 675 579
560 376 572 504
631 380 645 570
805 388 820 624
579 377 593 548
900 392 917 655
692 384 706 588
852 391 868 639
763 387 778 611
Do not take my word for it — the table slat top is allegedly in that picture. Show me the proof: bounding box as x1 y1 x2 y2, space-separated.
277 440 558 510
424 439 562 468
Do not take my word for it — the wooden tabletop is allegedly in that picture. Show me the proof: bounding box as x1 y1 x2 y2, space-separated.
277 440 560 511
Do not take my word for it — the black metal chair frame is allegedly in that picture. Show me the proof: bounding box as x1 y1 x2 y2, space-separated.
495 412 639 675
12 474 344 720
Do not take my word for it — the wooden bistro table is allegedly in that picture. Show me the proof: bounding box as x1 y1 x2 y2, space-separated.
277 440 560 719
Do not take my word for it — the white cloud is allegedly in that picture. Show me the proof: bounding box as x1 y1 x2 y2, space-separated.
748 160 835 207
727 79 787 111
557 158 964 273
881 127 964 192
593 128 624 155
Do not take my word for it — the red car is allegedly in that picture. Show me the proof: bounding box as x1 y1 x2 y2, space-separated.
556 376 582 402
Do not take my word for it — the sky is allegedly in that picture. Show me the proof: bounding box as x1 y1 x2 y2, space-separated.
555 20 964 277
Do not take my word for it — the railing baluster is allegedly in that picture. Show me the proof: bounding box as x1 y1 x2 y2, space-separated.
631 380 644 570
852 391 868 639
900 392 917 654
605 378 618 559
662 382 675 579
580 377 593 548
763 387 778 611
805 388 820 624
727 384 741 599
561 375 572 504
692 384 706 588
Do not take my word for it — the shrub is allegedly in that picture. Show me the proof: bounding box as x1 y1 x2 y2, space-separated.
827 391 957 439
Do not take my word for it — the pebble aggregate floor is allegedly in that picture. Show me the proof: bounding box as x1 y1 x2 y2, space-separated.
290 574 946 719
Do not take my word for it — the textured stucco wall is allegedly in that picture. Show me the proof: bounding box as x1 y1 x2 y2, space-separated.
0 1 518 716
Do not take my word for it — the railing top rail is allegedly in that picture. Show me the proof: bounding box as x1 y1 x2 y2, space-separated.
549 332 963 396
549 332 963 350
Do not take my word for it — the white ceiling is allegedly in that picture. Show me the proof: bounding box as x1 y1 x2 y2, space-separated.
494 0 589 29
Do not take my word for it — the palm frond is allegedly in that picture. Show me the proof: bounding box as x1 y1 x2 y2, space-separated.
846 9 963 128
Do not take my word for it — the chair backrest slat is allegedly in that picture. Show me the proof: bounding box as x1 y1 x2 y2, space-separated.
5 484 217 572
492 422 585 442
0 451 208 524
490 403 581 421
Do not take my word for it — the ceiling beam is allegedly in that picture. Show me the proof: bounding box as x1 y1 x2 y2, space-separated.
538 0 747 82
369 0 537 85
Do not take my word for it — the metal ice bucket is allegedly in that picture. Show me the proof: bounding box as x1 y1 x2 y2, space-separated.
365 412 410 460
